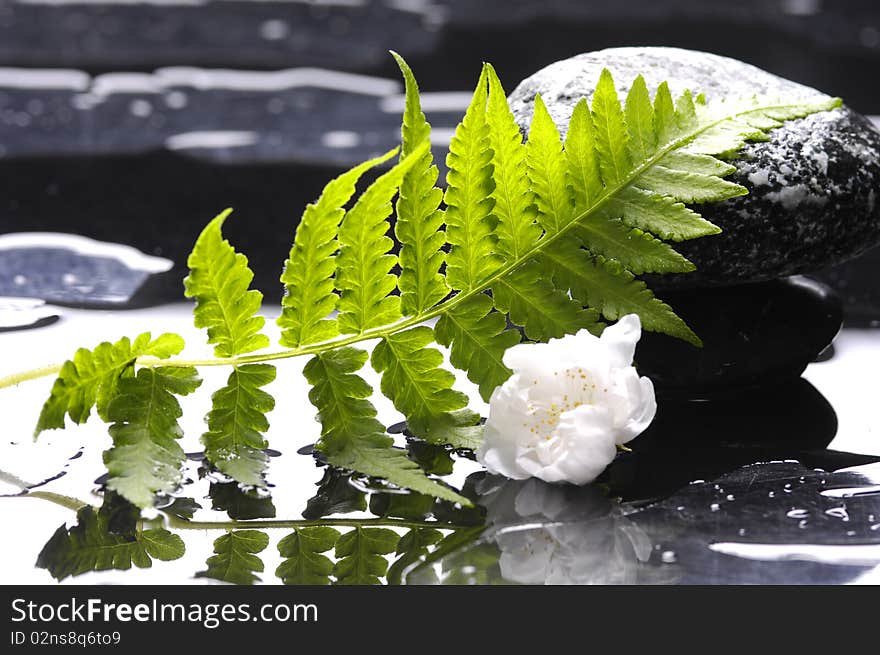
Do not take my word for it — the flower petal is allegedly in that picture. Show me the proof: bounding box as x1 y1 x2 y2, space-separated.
600 314 641 369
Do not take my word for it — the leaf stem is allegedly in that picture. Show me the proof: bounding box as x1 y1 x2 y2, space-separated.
0 363 64 389
164 514 471 532
7 491 473 531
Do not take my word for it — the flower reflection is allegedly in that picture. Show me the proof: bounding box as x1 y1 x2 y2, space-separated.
472 475 654 585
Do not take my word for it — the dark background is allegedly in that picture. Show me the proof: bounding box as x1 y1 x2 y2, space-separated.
1 0 879 306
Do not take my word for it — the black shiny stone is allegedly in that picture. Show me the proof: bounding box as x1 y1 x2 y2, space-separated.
508 47 880 288
635 276 842 392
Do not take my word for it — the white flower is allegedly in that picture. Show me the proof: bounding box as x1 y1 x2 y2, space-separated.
476 314 656 485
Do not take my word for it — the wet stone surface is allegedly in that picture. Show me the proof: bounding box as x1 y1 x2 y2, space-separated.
508 47 880 287
0 233 172 306
406 460 880 585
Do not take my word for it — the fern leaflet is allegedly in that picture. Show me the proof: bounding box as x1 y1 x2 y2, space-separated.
197 530 269 585
104 366 201 509
278 150 398 348
391 52 450 315
336 142 428 334
35 332 184 436
202 363 276 488
333 526 400 585
184 209 268 358
443 66 500 291
302 347 471 505
371 327 481 449
276 527 340 585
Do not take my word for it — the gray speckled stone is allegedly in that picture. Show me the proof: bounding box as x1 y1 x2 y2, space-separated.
508 47 880 288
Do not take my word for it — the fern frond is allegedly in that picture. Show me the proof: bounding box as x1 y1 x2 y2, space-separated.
334 526 400 585
544 238 700 345
104 366 202 509
493 260 602 341
443 66 500 292
302 347 471 504
371 326 481 449
184 209 268 358
278 150 398 348
434 293 520 402
202 363 276 488
277 527 340 585
35 332 185 436
391 52 450 315
486 64 541 260
197 530 269 585
336 142 428 334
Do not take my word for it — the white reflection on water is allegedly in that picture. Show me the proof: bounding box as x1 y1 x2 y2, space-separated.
709 542 880 567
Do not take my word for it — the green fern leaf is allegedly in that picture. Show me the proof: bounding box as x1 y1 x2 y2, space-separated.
197 530 269 585
564 99 604 211
334 526 400 585
544 238 700 345
607 186 721 241
336 142 428 334
686 95 841 157
278 150 397 348
625 74 656 162
434 293 520 402
492 260 602 340
391 52 450 315
652 81 679 145
526 94 572 235
576 218 694 274
104 366 201 509
202 363 276 488
184 209 268 357
636 166 747 203
302 348 471 504
35 332 184 436
36 505 184 581
444 65 500 291
276 527 341 585
590 68 633 186
486 64 542 260
371 326 481 449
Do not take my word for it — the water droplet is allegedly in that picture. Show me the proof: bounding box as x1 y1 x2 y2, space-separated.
768 491 776 498
129 99 152 118
690 479 705 485
676 506 685 512
846 531 856 537
661 551 677 564
825 507 849 521
787 509 809 519
165 91 188 110
871 524 880 531
710 503 720 512
726 494 735 501
738 528 747 536
798 520 808 529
